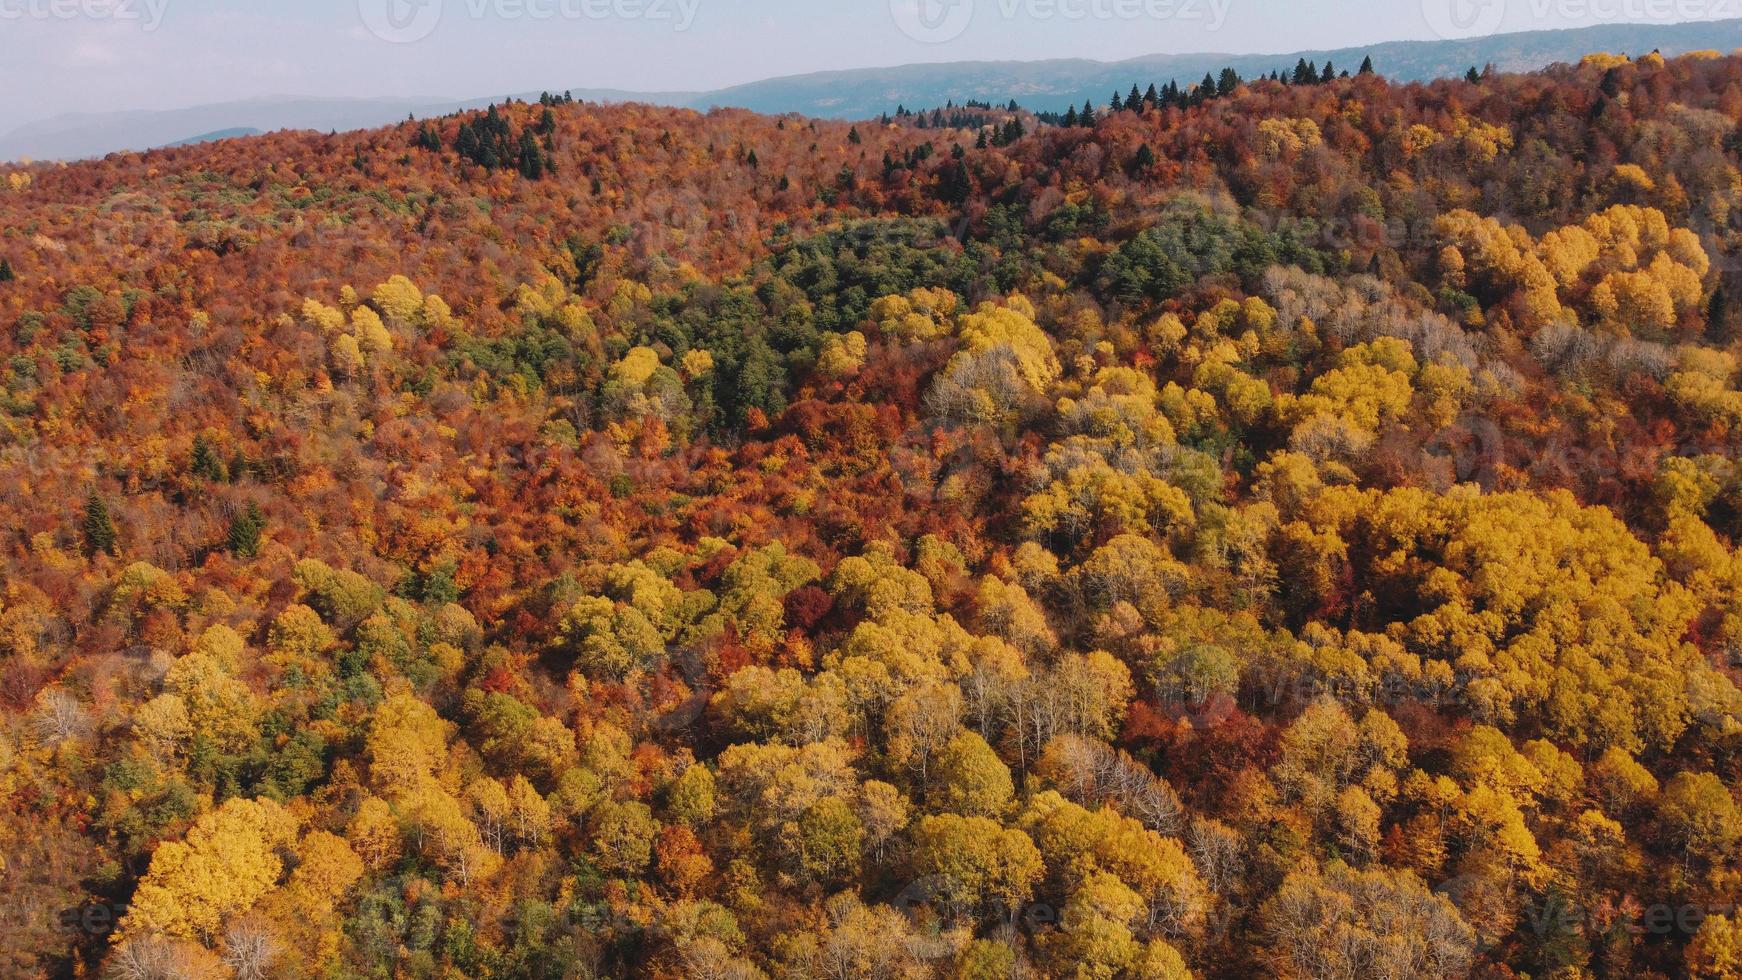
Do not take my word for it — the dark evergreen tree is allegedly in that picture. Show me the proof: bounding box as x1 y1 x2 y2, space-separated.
227 503 266 559
0 258 13 283
939 159 971 203
848 126 861 145
1133 143 1155 172
1128 84 1144 110
1600 66 1625 97
1359 55 1375 74
190 435 225 482
1708 283 1732 342
1217 67 1240 97
83 492 117 557
516 130 545 179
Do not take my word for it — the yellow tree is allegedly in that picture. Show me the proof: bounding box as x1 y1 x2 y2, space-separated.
908 813 1043 920
365 691 452 797
121 798 298 942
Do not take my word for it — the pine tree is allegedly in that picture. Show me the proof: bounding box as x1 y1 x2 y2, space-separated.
1080 100 1096 126
1063 105 1079 127
227 503 266 559
1708 283 1732 342
83 492 117 557
1294 58 1317 85
190 434 225 482
517 130 545 180
1321 61 1335 82
1110 91 1124 112
1143 83 1159 108
1359 56 1375 75
1133 143 1155 172
1466 66 1482 84
849 126 862 145
1128 84 1143 110
0 258 12 283
1217 67 1240 97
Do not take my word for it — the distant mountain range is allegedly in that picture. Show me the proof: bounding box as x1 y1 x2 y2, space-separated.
163 127 263 149
5 18 1739 163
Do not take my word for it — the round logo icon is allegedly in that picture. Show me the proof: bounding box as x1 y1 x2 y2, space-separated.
891 0 975 44
1421 0 1506 41
360 0 443 44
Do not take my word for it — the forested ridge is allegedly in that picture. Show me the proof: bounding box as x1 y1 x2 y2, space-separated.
4 48 1742 980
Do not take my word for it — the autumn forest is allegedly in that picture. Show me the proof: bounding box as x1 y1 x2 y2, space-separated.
3 46 1742 980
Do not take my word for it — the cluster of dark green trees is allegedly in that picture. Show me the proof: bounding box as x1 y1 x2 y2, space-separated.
413 104 557 180
882 101 1010 132
1036 55 1376 128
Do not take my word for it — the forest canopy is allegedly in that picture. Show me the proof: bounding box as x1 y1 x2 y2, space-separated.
1 51 1742 980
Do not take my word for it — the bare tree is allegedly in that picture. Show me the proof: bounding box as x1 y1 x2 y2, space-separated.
30 689 91 747
223 918 282 980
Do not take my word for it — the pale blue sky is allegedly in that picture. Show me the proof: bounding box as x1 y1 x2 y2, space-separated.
0 0 1726 132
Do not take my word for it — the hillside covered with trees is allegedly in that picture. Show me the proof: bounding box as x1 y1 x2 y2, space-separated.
5 49 1742 980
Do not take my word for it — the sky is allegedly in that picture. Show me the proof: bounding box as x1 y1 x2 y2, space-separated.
0 0 1731 133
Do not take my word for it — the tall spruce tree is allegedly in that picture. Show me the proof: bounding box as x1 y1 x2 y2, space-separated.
190 434 225 482
227 503 266 559
83 492 117 557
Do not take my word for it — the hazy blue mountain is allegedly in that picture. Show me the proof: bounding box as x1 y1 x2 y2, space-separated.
163 127 264 148
4 18 1737 163
0 96 465 163
688 18 1742 118
0 89 693 163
